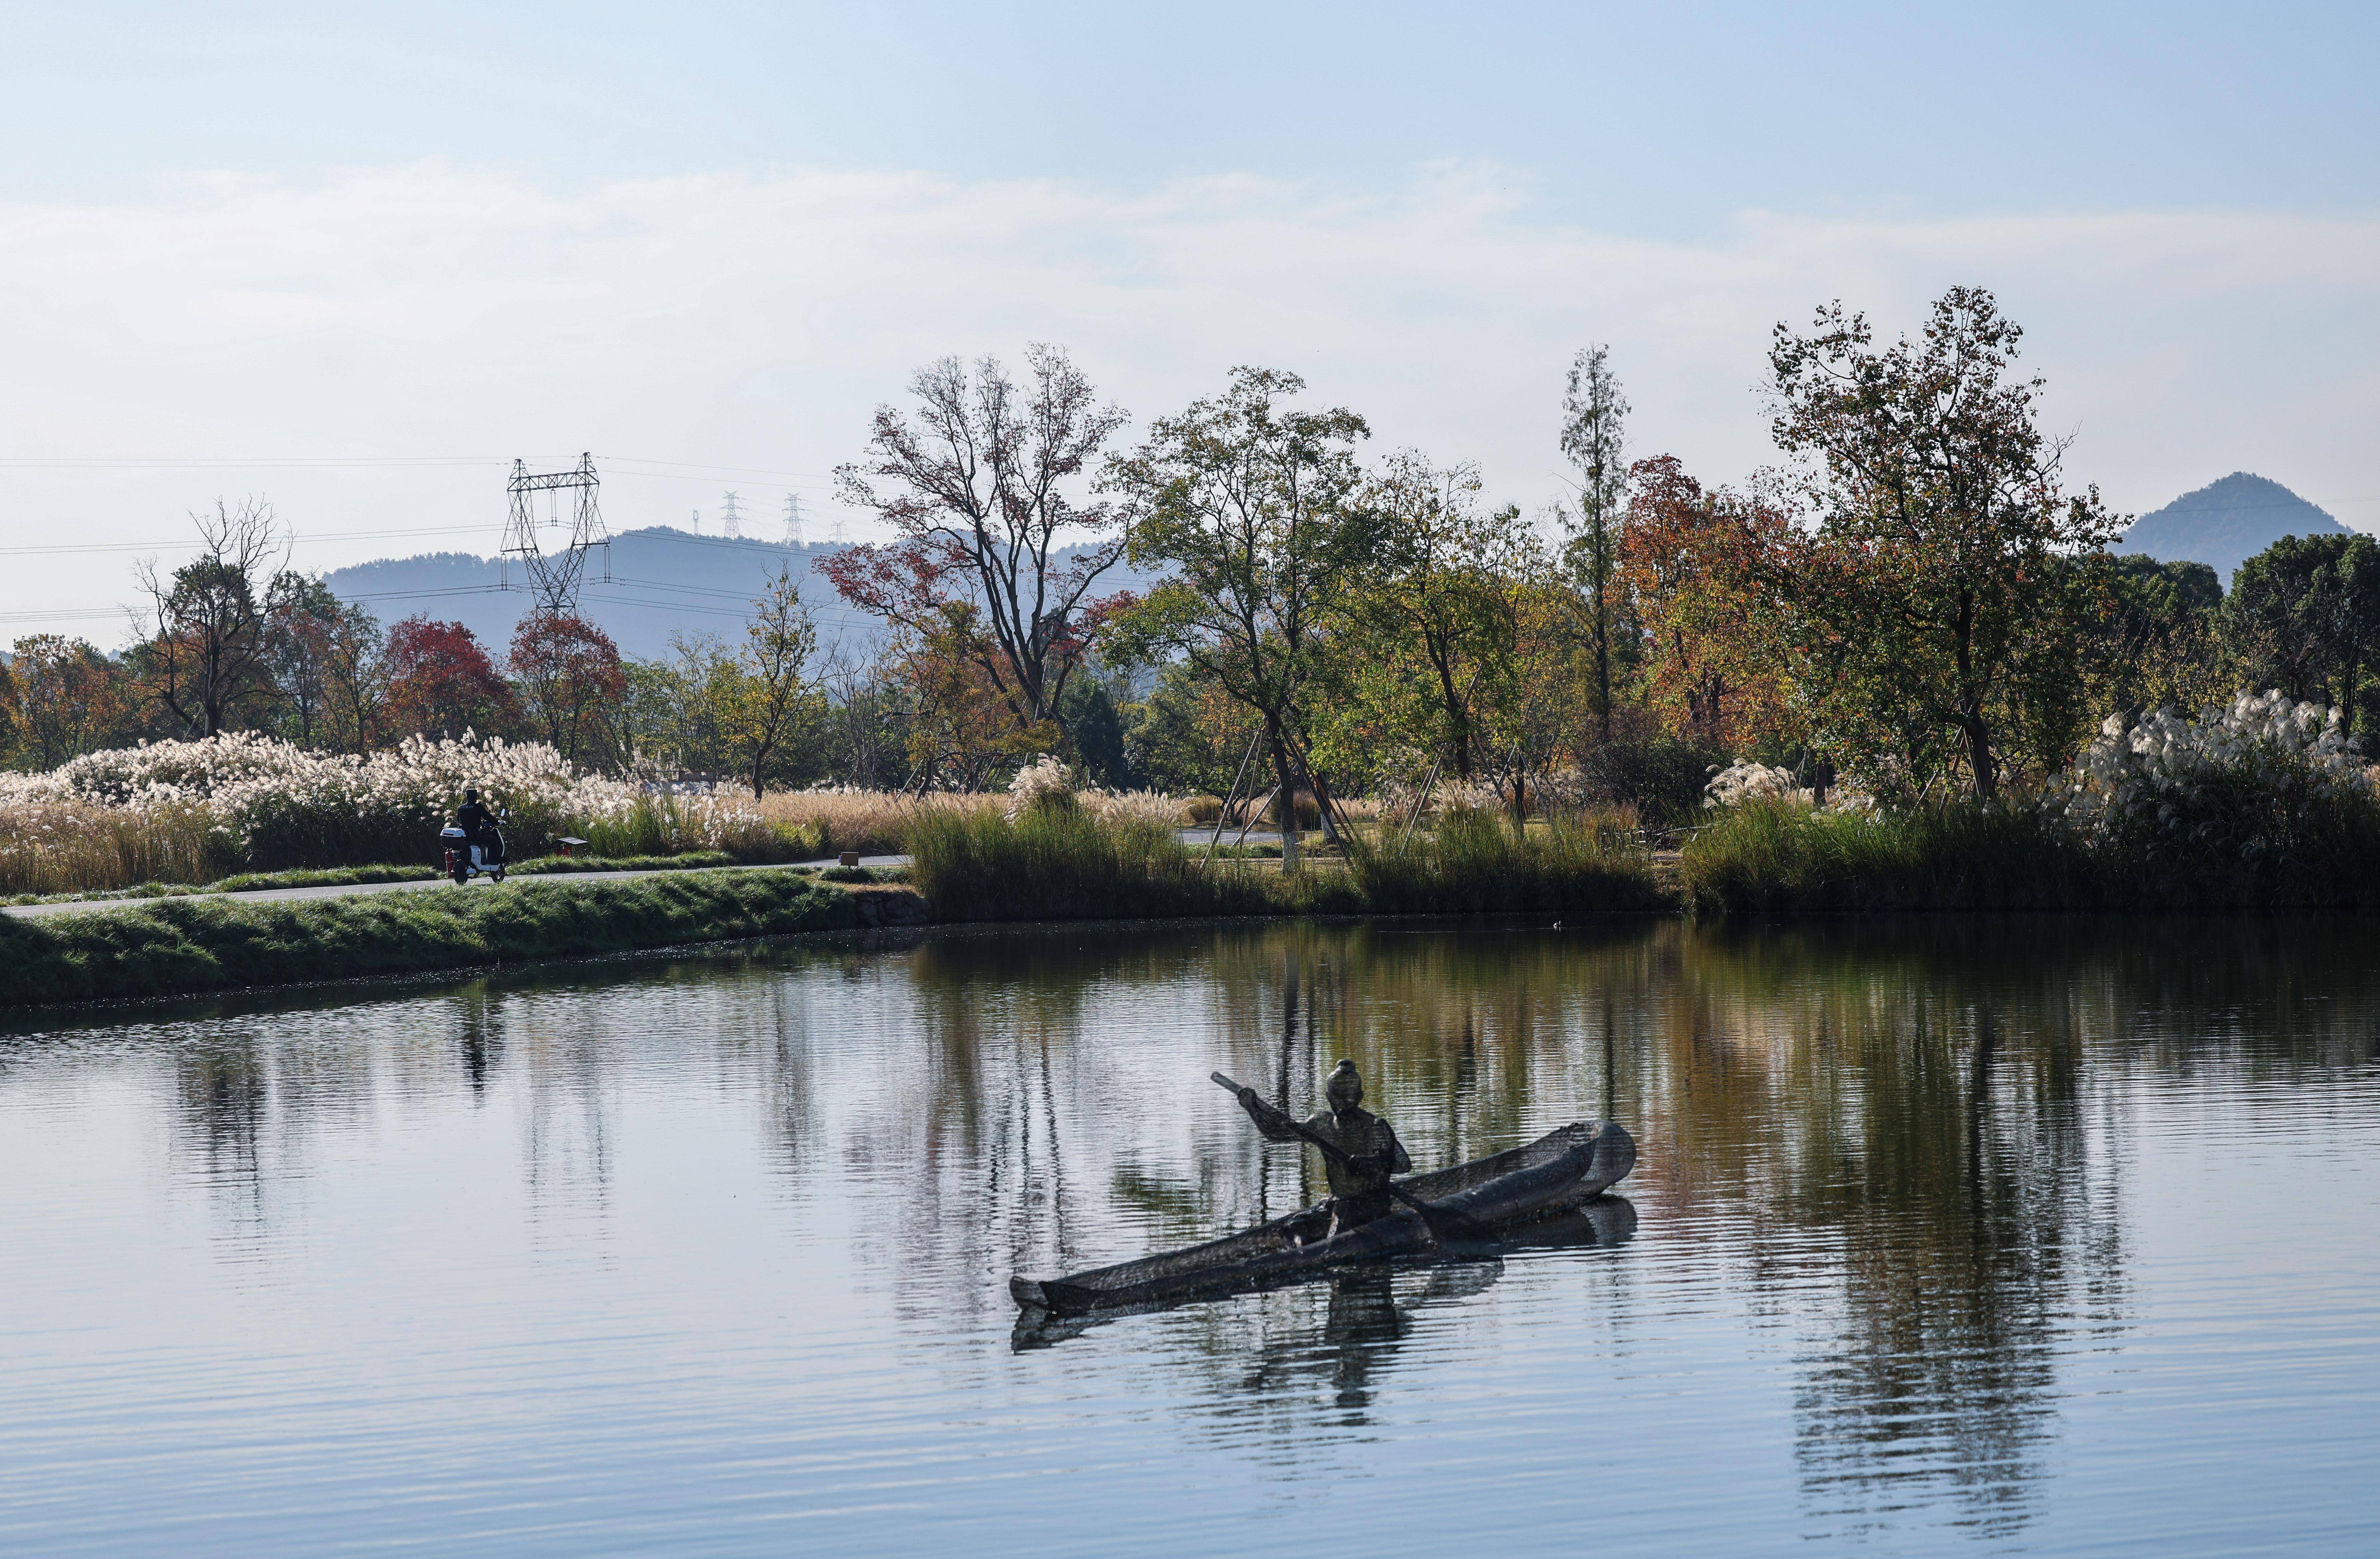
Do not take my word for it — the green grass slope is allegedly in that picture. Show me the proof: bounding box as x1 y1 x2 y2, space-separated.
0 869 855 1008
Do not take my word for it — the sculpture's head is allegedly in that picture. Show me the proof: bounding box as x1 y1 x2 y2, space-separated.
1326 1059 1364 1114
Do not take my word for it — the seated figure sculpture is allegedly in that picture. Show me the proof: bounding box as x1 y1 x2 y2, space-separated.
1237 1059 1412 1237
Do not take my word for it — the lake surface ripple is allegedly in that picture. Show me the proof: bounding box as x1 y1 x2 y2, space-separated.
2 917 2375 1556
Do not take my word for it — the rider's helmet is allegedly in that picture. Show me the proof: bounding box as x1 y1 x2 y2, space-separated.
1326 1059 1364 1112
464 788 481 803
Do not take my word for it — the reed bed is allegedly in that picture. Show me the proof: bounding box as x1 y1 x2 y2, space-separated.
1678 792 2380 913
756 790 1003 857
907 800 1666 922
0 798 237 898
1347 804 1668 914
0 733 821 895
1679 801 2098 913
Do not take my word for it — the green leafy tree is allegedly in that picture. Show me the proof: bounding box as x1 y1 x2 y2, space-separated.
1559 344 1631 742
2225 533 2380 735
320 601 385 753
723 566 820 796
1764 287 2120 799
1106 367 1371 866
1333 452 1545 787
137 498 287 737
2086 554 2229 724
263 571 344 747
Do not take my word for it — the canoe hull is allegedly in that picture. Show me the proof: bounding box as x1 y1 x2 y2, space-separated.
1011 1120 1634 1315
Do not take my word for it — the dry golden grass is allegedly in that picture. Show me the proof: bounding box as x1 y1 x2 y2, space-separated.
755 790 1004 856
0 799 235 897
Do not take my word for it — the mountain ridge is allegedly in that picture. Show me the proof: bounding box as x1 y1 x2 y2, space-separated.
2116 472 2351 586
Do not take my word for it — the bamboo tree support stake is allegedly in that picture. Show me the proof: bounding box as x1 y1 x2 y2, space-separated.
1400 755 1444 848
1283 729 1356 847
1203 730 1263 868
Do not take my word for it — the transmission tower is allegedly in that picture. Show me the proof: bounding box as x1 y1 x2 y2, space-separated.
689 508 701 534
782 493 805 547
501 453 609 614
720 491 744 540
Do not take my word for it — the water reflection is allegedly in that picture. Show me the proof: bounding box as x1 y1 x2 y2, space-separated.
7 914 2377 1551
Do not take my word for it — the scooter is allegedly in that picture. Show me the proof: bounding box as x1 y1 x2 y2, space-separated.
439 814 509 886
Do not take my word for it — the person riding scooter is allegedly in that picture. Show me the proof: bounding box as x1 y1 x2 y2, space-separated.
443 787 508 884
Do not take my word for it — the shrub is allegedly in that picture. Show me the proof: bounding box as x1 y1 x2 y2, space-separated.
2057 691 2380 904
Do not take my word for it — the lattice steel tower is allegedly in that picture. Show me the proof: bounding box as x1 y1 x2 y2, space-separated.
782 493 805 547
501 453 610 613
720 491 744 540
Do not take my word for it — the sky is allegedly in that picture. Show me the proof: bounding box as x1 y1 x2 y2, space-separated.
1 1 2375 642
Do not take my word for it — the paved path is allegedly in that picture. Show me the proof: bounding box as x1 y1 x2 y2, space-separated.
1 856 913 921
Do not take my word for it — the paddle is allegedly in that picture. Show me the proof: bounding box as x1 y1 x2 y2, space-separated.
1209 1071 1494 1243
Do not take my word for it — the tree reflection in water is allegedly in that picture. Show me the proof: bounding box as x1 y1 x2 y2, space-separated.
63 913 2378 1542
887 916 2376 1536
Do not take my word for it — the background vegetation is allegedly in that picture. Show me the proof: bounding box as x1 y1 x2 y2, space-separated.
7 291 2376 915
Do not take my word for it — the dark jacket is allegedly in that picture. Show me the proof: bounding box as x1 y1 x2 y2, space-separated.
1248 1101 1411 1199
457 801 499 847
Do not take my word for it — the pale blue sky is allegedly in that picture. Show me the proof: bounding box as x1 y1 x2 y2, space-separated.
7 2 2373 226
0 3 2374 633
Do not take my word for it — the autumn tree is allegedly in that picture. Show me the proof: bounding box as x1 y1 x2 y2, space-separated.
1558 345 1633 743
1107 367 1371 866
897 602 1037 792
1764 288 2119 799
138 498 287 737
510 612 628 765
262 571 345 747
382 617 517 741
320 601 386 753
828 344 1131 753
6 635 137 767
1618 455 1797 749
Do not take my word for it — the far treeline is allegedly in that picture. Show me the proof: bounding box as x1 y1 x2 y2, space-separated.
4 287 2372 832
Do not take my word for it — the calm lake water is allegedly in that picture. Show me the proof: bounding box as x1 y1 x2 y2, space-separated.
2 917 2376 1556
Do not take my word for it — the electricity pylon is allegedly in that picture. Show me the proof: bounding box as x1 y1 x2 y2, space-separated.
501 453 609 614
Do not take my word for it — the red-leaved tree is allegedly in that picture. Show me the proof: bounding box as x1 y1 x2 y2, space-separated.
510 612 627 766
382 617 518 742
827 344 1132 753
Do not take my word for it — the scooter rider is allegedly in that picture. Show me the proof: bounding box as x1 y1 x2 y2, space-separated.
455 788 503 868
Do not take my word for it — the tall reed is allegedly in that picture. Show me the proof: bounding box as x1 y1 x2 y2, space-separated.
1346 804 1668 914
1680 799 2111 913
908 800 1666 922
0 800 237 897
907 798 1282 920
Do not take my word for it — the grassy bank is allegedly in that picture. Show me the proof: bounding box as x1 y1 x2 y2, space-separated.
908 801 1666 922
1680 798 2380 913
0 869 858 1007
0 852 746 907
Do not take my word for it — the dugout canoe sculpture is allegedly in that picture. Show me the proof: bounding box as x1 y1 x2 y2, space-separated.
1009 1119 1636 1318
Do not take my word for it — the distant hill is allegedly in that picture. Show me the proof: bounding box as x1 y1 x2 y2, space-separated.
2117 473 2352 587
322 526 1157 661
